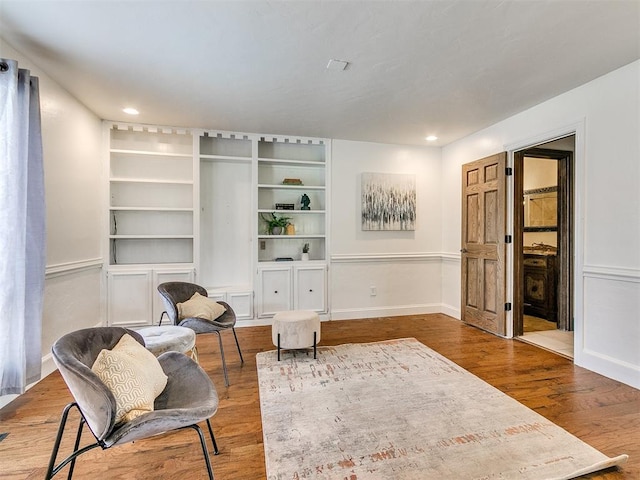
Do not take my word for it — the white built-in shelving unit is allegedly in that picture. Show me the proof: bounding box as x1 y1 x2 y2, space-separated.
105 122 330 326
108 124 195 265
256 137 328 262
106 123 196 326
255 136 330 317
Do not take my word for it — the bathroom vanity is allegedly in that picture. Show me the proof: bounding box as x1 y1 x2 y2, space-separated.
523 251 557 322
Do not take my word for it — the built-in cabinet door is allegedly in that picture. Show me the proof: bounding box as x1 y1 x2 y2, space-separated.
206 289 253 320
258 267 292 317
294 265 326 313
152 268 195 325
108 268 195 327
208 292 227 302
108 270 152 327
227 292 253 319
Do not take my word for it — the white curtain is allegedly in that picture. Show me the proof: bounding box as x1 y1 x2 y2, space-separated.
0 59 46 395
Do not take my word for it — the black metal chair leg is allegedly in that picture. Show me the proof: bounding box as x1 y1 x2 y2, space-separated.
67 416 86 480
45 402 101 480
232 328 244 364
313 331 317 359
46 402 76 479
158 311 168 326
206 419 220 455
277 333 281 361
216 331 229 387
189 424 214 480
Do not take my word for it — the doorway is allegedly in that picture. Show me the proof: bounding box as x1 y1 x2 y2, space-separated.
513 136 575 358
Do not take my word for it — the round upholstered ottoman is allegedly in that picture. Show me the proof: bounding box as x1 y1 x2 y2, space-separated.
137 325 197 361
272 310 321 360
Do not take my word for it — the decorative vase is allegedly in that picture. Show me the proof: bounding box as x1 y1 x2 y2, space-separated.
271 226 283 235
286 224 295 235
301 253 309 261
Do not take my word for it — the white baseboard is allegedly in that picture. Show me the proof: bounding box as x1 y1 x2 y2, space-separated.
577 350 640 390
236 317 276 328
439 304 461 320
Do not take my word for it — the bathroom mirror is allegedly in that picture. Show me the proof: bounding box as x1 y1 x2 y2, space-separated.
524 187 557 231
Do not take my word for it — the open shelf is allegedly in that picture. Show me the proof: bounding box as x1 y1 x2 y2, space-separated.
107 123 194 267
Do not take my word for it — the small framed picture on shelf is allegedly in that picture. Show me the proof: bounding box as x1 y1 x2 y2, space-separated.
275 203 295 210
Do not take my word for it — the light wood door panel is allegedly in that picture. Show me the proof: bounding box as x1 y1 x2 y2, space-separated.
461 152 507 336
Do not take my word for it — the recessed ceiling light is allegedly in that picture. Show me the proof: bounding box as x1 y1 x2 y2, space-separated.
123 107 139 115
426 135 438 142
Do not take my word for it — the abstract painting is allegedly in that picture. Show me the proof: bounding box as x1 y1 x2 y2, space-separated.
361 172 416 230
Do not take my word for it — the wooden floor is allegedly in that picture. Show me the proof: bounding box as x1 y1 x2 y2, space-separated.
1 314 638 479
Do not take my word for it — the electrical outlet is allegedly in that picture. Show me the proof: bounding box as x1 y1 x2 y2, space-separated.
260 240 266 250
370 286 377 296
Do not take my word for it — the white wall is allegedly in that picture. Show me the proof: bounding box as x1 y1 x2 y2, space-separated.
0 39 104 406
330 140 444 319
441 60 640 388
2 38 637 399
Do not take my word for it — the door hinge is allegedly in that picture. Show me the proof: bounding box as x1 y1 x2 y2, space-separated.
505 234 512 244
505 167 513 176
505 302 512 311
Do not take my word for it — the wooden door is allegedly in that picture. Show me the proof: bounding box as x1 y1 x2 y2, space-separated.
461 153 507 336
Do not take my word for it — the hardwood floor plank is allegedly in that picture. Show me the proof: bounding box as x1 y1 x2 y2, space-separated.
0 314 638 479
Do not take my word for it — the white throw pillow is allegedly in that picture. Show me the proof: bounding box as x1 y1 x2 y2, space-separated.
92 334 168 424
177 292 226 321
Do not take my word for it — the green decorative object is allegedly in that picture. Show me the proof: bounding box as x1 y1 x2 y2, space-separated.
301 193 311 210
261 213 291 235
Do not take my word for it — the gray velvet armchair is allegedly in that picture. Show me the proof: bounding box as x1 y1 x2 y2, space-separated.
45 327 220 479
157 281 244 386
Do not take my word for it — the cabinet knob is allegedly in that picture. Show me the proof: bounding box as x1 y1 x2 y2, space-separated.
274 290 278 294
309 289 313 292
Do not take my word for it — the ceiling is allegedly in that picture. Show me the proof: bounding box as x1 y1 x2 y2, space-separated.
1 0 638 147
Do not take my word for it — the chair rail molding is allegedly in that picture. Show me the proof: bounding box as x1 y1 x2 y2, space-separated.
45 257 103 279
330 252 454 264
582 264 640 283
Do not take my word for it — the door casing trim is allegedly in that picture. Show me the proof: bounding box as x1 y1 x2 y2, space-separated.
503 119 585 352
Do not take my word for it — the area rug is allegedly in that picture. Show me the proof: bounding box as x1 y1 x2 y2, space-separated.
256 338 627 480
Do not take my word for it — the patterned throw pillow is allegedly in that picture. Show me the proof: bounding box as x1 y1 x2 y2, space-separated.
92 334 168 424
177 292 226 321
